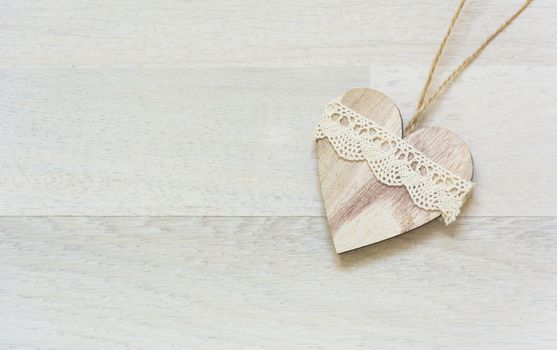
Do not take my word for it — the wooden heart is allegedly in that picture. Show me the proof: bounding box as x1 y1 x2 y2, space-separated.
317 88 474 253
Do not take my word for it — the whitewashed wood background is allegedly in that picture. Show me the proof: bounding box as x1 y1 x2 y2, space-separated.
1 0 556 349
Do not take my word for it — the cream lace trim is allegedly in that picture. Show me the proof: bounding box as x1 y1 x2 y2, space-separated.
316 101 473 224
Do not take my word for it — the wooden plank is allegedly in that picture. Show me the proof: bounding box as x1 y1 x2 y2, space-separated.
0 66 555 216
0 0 553 67
0 67 367 215
1 216 556 349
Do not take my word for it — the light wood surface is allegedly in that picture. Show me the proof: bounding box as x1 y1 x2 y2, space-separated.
0 0 552 67
1 217 556 349
0 66 555 216
317 88 473 253
1 0 557 348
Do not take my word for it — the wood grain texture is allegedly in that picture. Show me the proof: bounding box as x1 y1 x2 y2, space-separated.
318 89 473 252
0 0 553 67
1 216 556 349
0 66 555 216
1 1 556 347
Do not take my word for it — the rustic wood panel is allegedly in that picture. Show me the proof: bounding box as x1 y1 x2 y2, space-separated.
1 1 556 348
0 66 555 216
1 216 556 349
0 0 552 67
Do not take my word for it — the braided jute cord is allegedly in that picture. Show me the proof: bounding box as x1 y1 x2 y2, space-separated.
405 0 534 134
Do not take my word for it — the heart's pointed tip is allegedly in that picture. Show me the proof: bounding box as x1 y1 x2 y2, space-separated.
332 236 350 254
333 244 350 254
334 247 352 254
332 235 381 254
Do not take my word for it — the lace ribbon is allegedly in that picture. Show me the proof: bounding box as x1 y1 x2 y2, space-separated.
316 101 473 224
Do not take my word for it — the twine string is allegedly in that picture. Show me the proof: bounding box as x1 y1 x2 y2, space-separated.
405 0 534 134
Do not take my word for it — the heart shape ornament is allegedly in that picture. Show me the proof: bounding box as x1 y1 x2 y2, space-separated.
316 88 474 253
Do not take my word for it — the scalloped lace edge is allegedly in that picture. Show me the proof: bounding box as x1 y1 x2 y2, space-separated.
316 101 473 225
